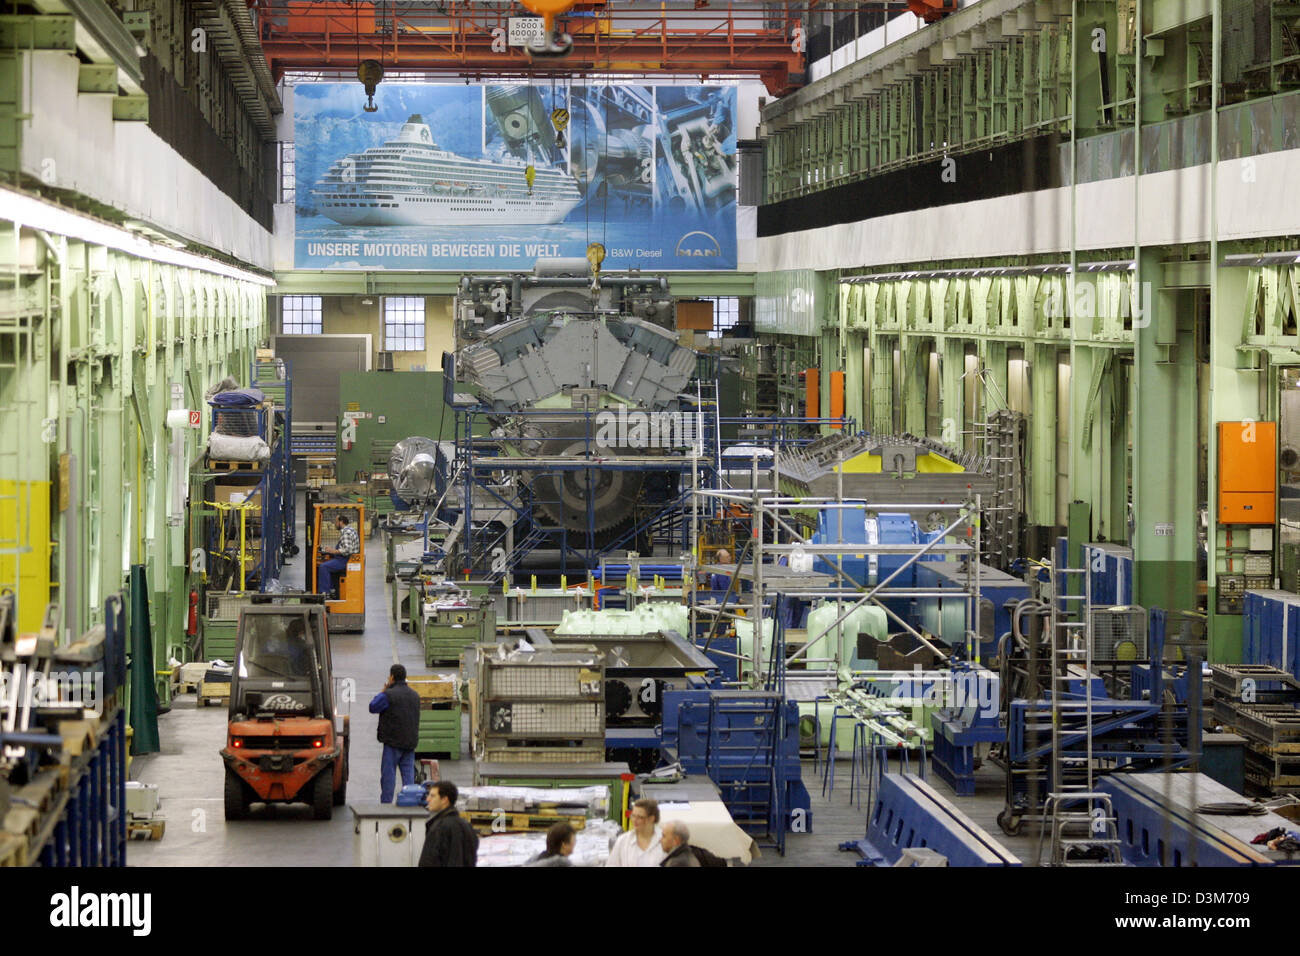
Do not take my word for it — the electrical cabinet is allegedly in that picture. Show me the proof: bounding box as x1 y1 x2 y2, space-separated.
1218 421 1277 525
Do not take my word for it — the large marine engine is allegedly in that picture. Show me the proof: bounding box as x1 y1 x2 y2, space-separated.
454 258 694 537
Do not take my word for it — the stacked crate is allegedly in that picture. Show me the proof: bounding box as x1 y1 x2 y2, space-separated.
1211 663 1300 794
419 595 497 666
408 676 463 759
474 646 605 763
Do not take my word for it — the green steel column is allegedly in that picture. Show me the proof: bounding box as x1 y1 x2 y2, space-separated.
1028 343 1059 537
901 336 928 436
97 276 125 617
1132 250 1198 616
1108 359 1131 544
845 331 865 431
870 332 894 433
1068 344 1109 539
983 340 1009 412
1206 266 1259 662
941 337 966 446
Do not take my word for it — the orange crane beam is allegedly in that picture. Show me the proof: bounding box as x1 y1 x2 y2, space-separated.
260 2 808 95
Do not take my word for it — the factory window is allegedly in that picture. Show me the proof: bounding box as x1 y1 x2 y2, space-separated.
698 296 741 339
278 142 296 203
384 296 426 351
281 296 322 335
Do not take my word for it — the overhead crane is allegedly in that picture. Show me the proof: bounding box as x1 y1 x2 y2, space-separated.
253 1 958 96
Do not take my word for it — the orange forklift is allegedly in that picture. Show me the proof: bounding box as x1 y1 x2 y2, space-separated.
221 600 350 820
309 500 366 633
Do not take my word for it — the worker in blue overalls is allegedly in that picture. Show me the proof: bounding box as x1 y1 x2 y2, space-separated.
708 548 733 592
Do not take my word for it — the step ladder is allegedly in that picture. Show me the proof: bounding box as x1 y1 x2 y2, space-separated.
705 692 784 853
1036 560 1123 866
1038 790 1124 866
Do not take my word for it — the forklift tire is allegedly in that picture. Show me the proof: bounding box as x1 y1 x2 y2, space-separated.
333 777 347 807
311 768 334 820
224 769 250 821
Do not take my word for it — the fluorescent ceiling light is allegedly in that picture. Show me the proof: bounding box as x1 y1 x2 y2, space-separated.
0 185 275 287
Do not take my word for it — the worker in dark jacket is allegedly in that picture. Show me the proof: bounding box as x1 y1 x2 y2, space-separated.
419 781 479 867
525 822 576 867
368 664 421 803
660 821 701 867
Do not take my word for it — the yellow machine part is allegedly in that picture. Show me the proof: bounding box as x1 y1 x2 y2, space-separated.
834 451 967 475
0 480 51 633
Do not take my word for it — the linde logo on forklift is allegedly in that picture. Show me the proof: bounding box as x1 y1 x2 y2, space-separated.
49 886 151 936
260 693 308 712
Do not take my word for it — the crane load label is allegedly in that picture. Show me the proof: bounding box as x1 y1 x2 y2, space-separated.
293 82 737 270
507 17 545 46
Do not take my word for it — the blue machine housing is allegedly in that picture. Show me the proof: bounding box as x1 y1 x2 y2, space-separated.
914 559 1030 661
660 684 811 849
1101 772 1300 866
1242 589 1300 680
840 773 1020 866
811 504 869 585
929 662 1003 796
1084 543 1134 606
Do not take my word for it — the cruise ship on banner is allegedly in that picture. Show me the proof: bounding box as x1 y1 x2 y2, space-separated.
312 114 582 226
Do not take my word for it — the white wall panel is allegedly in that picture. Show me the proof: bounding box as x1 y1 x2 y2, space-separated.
20 51 273 271
759 147 1300 272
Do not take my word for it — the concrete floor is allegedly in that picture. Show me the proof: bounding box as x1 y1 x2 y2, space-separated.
130 508 1033 867
129 514 470 866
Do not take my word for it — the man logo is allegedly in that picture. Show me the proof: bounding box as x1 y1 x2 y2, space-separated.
675 231 721 258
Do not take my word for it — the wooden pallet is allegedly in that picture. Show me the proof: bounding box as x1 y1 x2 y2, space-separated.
464 811 588 834
208 459 263 472
127 819 166 841
197 682 231 707
0 832 27 867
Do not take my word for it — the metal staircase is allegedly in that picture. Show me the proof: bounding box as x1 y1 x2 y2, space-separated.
705 691 784 854
484 525 553 584
1037 560 1123 867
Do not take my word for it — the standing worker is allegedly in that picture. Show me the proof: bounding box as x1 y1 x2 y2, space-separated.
606 797 666 867
419 781 479 867
659 821 701 867
318 513 358 597
708 548 733 592
368 664 420 803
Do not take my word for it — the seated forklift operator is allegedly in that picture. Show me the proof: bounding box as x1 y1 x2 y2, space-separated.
318 513 358 597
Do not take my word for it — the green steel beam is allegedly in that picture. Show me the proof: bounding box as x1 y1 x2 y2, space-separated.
0 15 76 50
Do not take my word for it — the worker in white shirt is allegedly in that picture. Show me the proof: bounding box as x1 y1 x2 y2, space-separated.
606 797 667 867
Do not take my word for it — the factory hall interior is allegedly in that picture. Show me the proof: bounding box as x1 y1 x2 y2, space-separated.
9 0 1300 884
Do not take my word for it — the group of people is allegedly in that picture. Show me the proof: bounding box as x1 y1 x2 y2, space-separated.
371 660 719 868
521 797 705 867
415 787 709 868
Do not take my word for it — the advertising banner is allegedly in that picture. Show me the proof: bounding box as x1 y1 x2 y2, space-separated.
293 82 737 270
